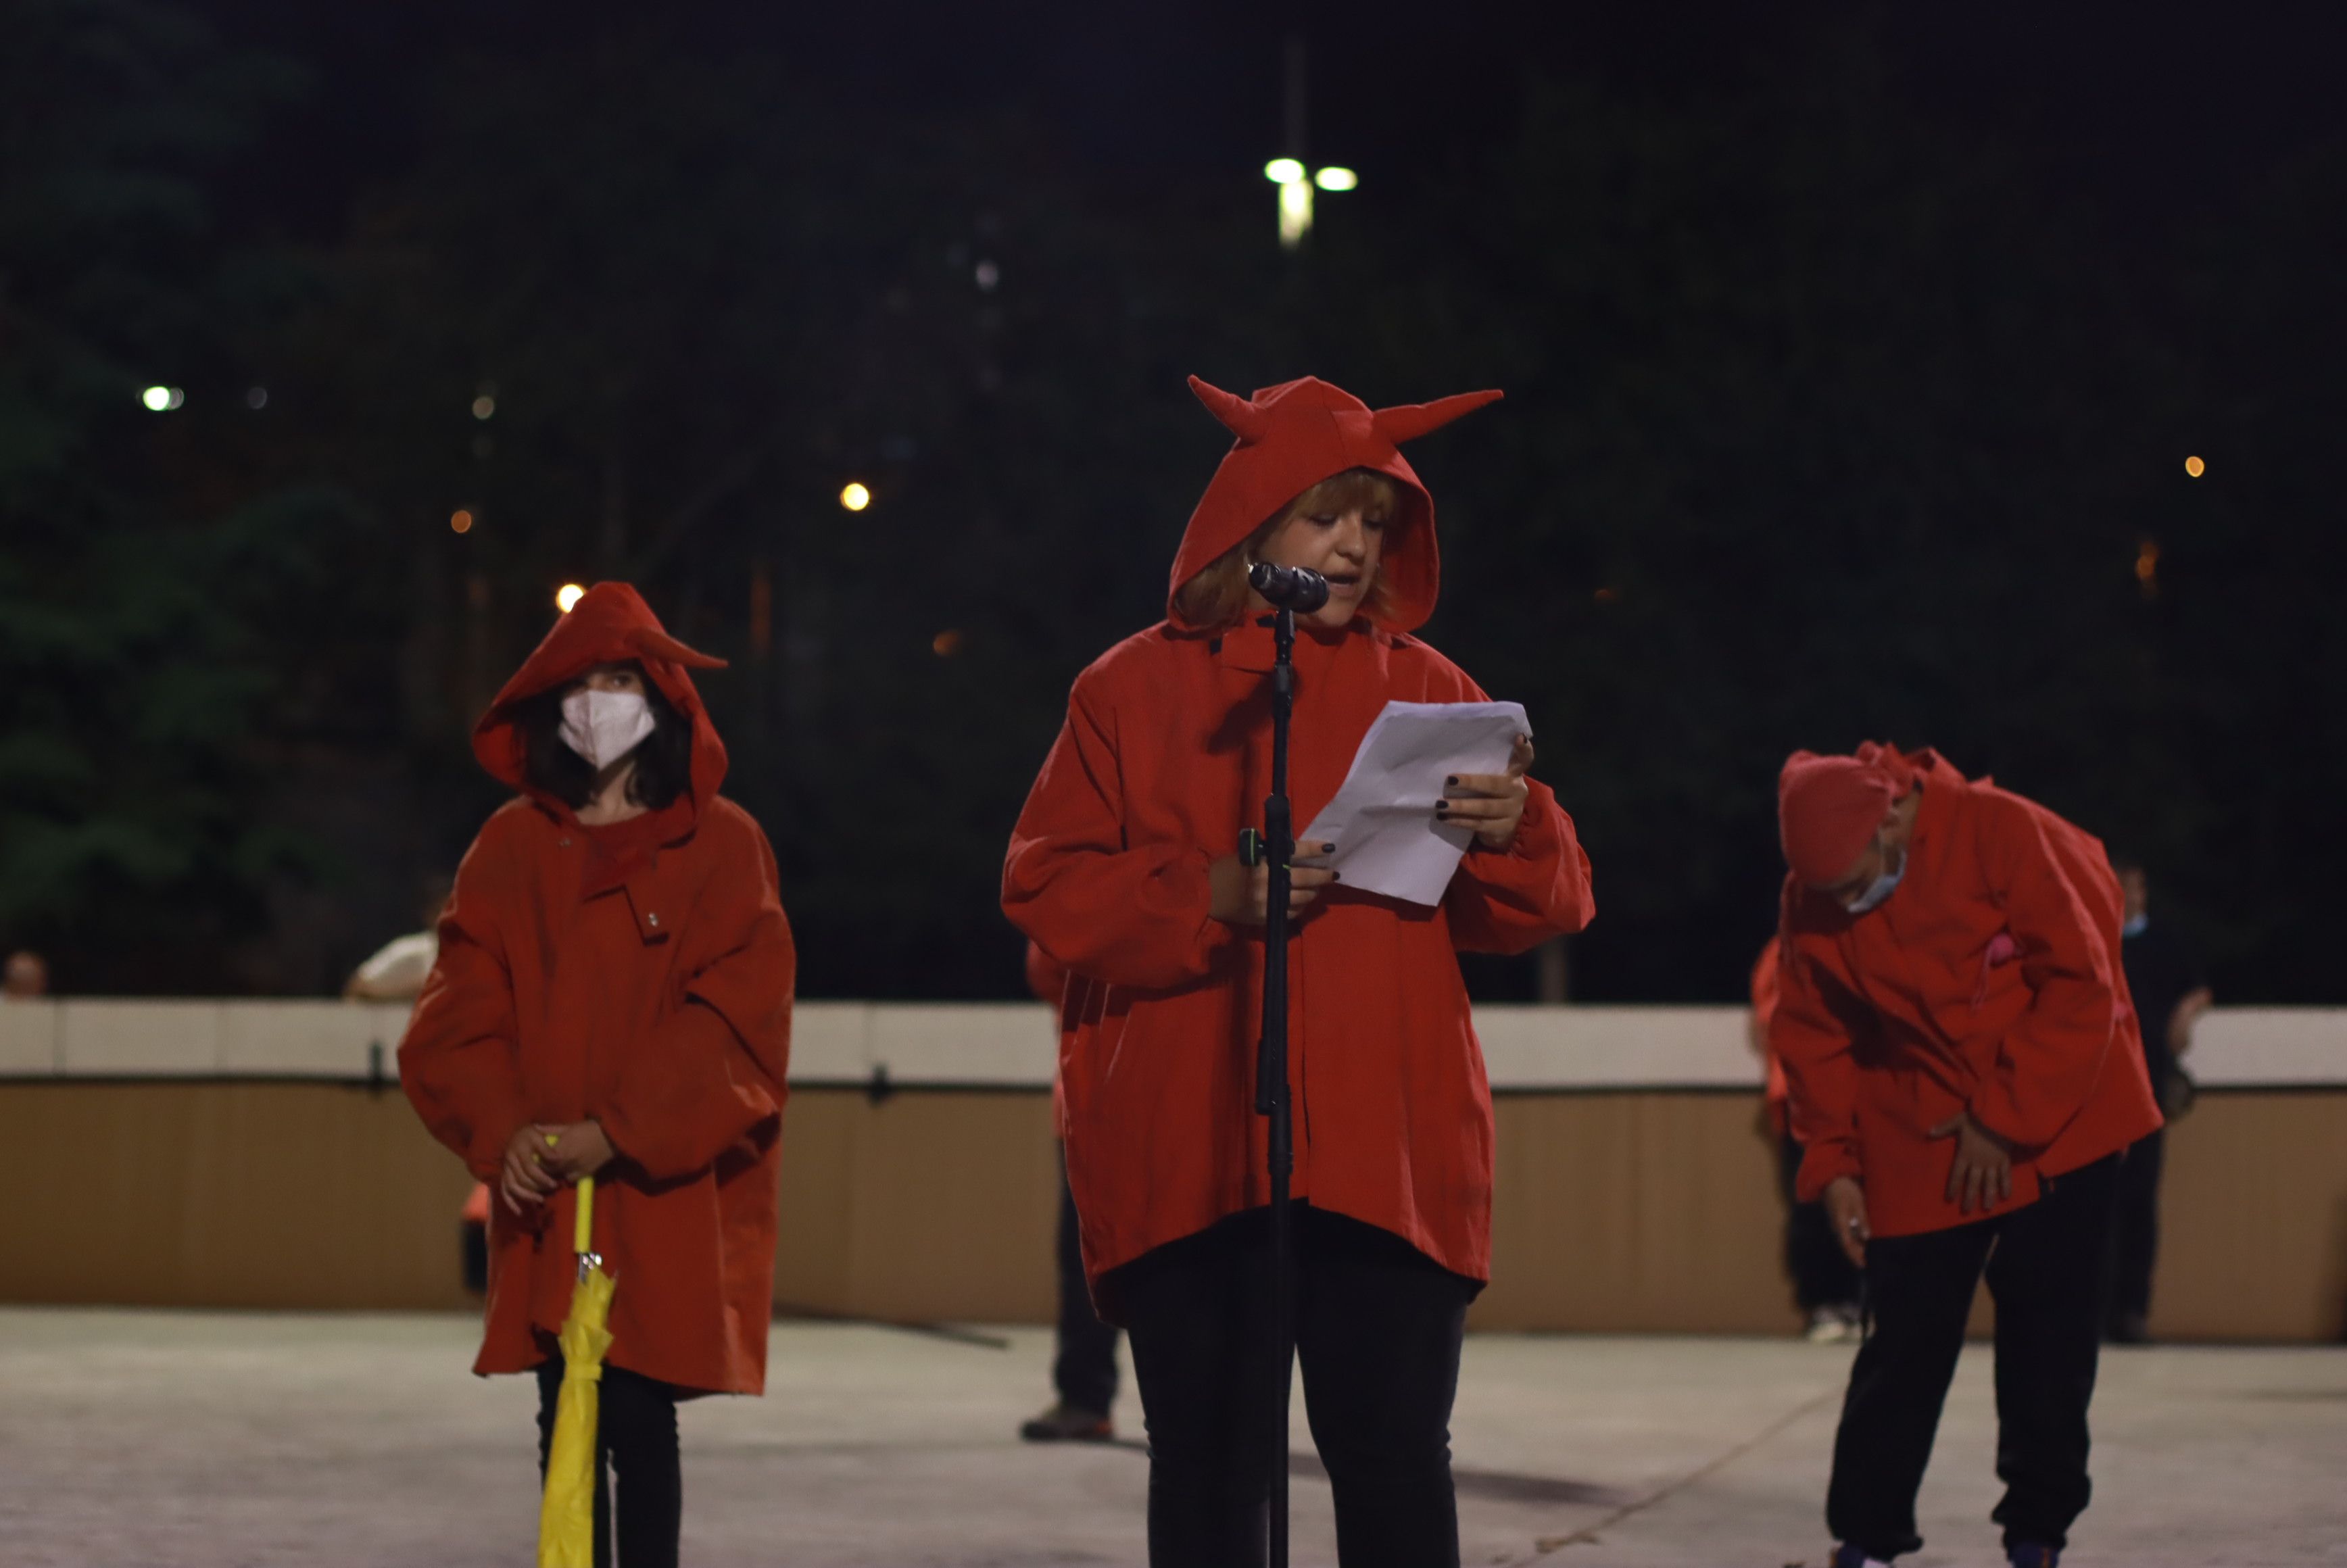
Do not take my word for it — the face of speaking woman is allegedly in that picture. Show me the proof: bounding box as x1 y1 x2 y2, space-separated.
1248 497 1389 629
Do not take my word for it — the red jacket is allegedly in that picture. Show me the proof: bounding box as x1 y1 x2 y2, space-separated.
1751 936 1789 1135
1004 376 1595 1302
1770 748 2159 1238
401 584 794 1394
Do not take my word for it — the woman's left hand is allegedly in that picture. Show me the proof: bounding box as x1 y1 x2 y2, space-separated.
541 1119 616 1183
1438 735 1534 850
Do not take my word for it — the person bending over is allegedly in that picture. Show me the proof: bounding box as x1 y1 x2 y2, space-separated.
1005 374 1595 1568
1770 743 2160 1568
400 583 794 1568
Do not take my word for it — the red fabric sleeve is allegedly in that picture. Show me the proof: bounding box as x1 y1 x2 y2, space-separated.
1967 801 2124 1150
1769 923 1864 1201
596 813 794 1182
1024 942 1068 1005
1442 781 1596 954
398 821 530 1183
1002 686 1238 991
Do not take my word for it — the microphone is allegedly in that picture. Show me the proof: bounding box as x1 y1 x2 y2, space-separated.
1249 562 1330 614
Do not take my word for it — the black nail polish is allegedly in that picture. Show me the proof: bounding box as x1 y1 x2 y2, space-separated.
1323 841 1337 853
1434 802 1449 815
1445 775 1459 787
1330 872 1341 883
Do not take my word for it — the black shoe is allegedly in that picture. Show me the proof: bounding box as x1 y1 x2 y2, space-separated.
1019 1402 1113 1442
2007 1544 2060 1568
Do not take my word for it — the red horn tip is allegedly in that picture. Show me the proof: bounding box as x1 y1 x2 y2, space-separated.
1188 375 1272 443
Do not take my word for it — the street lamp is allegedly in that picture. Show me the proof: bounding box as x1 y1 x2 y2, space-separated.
1264 160 1357 249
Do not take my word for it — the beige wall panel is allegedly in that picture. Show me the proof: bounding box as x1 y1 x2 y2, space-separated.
2152 1092 2347 1342
831 1090 1060 1324
0 1083 475 1309
1478 1093 1800 1333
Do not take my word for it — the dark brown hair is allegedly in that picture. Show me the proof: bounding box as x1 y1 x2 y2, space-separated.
514 664 694 811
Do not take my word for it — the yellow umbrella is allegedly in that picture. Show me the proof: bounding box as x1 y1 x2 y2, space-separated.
537 1169 616 1568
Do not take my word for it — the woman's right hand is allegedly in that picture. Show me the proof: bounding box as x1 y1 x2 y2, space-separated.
1823 1175 1871 1270
1209 845 1338 926
498 1122 560 1212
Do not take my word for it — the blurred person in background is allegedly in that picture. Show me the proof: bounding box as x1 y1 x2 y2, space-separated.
400 583 794 1568
1748 935 1863 1343
3 950 48 999
1019 939 1124 1444
1772 743 2160 1568
2104 856 2213 1345
343 874 456 1000
342 873 487 1289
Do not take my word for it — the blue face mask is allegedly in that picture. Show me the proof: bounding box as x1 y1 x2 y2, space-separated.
1843 846 1905 914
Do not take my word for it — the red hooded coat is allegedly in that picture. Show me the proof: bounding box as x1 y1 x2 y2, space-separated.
1769 747 2160 1238
1003 376 1595 1304
400 583 794 1394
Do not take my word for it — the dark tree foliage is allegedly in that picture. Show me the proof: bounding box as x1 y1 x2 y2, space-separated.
2 7 2340 1000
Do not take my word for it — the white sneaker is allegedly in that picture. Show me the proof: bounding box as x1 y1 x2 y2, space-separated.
1806 1305 1862 1344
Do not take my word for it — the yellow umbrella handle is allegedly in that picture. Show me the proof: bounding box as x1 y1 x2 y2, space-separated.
574 1175 596 1258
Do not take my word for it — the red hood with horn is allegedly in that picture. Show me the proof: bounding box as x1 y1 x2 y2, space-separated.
1168 374 1503 634
472 582 731 817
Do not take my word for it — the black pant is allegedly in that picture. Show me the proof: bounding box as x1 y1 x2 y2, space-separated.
1109 1204 1480 1568
1779 1133 1863 1313
535 1356 683 1568
2105 1129 2165 1329
1828 1154 2120 1561
1055 1162 1121 1414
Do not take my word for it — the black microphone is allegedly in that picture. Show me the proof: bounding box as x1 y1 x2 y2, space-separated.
1249 562 1330 614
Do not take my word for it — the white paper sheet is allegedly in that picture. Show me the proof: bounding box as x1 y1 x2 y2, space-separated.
1299 700 1531 908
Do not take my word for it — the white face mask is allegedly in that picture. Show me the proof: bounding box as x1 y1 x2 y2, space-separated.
1843 844 1906 914
558 687 656 769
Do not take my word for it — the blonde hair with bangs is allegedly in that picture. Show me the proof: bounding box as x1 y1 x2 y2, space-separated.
1173 468 1407 631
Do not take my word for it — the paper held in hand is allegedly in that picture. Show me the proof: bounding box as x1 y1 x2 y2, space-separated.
1300 700 1530 908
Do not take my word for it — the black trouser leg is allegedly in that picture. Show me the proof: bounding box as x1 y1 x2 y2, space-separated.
1112 1206 1476 1568
1781 1133 1863 1313
1117 1215 1278 1568
2104 1131 2164 1329
1295 1210 1477 1568
1987 1154 2121 1553
1054 1160 1121 1415
1825 1215 1997 1559
536 1358 682 1568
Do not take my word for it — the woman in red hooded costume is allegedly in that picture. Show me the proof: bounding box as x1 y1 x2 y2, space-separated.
400 583 793 1568
1004 375 1595 1567
1770 743 2158 1568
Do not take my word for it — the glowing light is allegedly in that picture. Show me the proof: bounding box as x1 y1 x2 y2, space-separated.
932 629 965 658
840 482 872 512
556 583 587 614
2135 540 2160 600
141 386 183 412
1263 157 1305 185
2183 454 2205 478
472 395 497 420
245 387 268 410
449 509 475 535
1313 166 1358 192
974 260 1000 291
1278 179 1314 248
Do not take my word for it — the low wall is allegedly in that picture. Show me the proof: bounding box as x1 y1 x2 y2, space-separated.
0 1002 2341 1338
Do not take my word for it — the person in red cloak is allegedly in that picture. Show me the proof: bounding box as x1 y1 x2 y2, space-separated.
400 583 793 1568
1747 936 1863 1342
1004 374 1595 1567
1770 743 2160 1568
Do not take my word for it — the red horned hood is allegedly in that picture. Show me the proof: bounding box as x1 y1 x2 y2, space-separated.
1167 374 1502 634
472 582 730 816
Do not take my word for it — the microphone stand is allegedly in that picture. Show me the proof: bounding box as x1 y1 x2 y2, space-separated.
1239 597 1301 1568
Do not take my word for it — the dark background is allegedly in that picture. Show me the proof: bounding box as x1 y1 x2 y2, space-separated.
4 1 2342 1001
